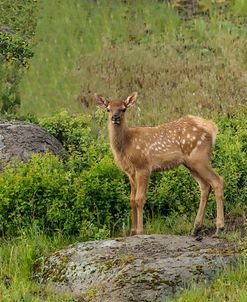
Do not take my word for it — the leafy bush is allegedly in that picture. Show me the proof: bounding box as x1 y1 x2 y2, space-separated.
0 110 246 237
39 111 110 170
0 152 129 237
0 0 38 37
0 32 33 64
0 0 38 115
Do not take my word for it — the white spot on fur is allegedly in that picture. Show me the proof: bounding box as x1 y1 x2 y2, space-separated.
193 127 197 131
187 133 190 138
182 139 185 144
136 145 141 150
197 140 202 145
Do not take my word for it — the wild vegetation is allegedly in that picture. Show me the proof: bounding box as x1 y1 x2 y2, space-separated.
19 0 247 123
1 110 246 238
0 0 37 114
0 0 246 301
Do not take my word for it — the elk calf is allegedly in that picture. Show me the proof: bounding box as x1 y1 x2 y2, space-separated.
95 92 224 237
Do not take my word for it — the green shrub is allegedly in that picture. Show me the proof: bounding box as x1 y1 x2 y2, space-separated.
213 112 247 211
0 0 38 37
0 32 33 64
0 154 72 235
147 167 198 217
0 0 38 116
0 152 129 237
39 110 110 170
0 110 246 237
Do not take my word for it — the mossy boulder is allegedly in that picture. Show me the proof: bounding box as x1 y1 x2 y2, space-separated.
37 235 240 302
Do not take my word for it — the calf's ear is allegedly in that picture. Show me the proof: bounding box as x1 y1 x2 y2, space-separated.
94 94 109 109
124 92 138 108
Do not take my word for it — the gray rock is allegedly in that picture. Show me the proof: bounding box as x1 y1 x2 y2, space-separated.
38 235 240 302
0 120 63 170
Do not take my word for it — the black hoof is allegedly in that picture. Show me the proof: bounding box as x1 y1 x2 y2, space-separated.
130 230 136 236
191 226 202 237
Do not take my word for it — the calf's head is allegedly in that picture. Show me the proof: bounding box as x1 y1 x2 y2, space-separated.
95 92 138 125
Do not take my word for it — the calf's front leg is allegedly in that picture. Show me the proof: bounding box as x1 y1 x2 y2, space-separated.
135 170 150 235
128 175 137 235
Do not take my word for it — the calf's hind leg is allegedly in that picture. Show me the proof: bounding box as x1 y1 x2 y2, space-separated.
192 163 224 237
189 170 211 236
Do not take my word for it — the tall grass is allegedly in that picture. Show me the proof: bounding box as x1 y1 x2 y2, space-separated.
169 260 247 302
0 226 75 302
20 0 247 121
20 0 179 116
0 224 246 302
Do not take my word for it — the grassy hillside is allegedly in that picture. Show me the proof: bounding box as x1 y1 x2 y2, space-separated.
20 0 247 123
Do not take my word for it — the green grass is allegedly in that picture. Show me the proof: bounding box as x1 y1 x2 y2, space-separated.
0 221 246 302
19 0 247 121
19 0 180 116
145 215 194 235
0 227 76 302
169 260 247 302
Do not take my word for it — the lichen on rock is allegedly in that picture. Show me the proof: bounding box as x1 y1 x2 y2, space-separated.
36 235 240 302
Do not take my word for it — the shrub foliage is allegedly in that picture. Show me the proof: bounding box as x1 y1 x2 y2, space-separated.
0 110 246 237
